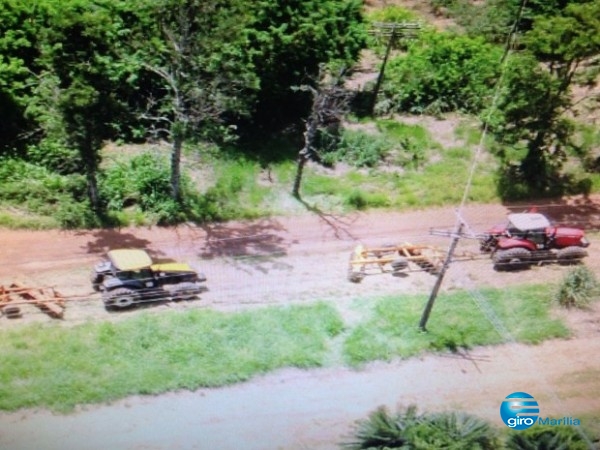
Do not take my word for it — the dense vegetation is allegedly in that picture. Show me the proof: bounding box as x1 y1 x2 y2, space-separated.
1 0 599 228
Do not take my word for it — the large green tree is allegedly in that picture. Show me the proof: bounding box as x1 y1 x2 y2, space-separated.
129 0 366 201
492 0 600 196
39 0 135 209
0 0 48 153
127 0 258 201
444 0 589 44
381 32 503 115
244 0 366 130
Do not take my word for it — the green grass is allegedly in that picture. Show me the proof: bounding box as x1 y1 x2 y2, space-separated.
0 302 343 412
298 116 499 210
343 284 569 366
0 283 573 412
0 209 58 229
297 143 499 212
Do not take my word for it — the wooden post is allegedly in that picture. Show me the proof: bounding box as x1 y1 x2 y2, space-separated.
370 25 396 114
368 22 421 114
419 223 464 331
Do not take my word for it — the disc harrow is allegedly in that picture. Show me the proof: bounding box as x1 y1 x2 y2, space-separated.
0 282 66 319
347 243 446 283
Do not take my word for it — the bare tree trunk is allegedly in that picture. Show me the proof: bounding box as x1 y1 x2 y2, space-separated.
86 168 100 210
82 127 100 211
292 121 317 198
291 66 350 199
171 133 183 201
292 152 308 198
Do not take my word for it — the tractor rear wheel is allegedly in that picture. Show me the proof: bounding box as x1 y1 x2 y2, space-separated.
493 247 531 271
104 288 138 310
557 246 588 264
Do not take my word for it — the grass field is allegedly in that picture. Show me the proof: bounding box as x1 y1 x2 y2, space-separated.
343 284 569 366
0 284 571 412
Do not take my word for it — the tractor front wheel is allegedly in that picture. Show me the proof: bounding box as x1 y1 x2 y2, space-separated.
90 271 103 291
104 288 138 310
493 247 531 271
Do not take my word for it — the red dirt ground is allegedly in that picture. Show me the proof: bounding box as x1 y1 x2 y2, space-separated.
1 198 600 449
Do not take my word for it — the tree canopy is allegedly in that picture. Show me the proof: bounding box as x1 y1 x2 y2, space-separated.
0 0 599 226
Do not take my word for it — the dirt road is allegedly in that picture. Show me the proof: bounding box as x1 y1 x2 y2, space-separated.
1 199 600 449
2 197 600 322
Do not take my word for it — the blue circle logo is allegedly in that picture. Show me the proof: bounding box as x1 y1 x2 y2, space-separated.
500 392 539 430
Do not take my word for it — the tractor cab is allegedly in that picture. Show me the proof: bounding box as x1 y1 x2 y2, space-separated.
503 213 551 249
92 249 156 290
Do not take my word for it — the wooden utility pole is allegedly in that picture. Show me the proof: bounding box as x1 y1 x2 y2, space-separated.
419 222 464 331
370 25 396 114
369 22 420 114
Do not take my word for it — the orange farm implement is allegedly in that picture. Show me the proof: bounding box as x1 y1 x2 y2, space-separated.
347 243 448 283
0 282 66 319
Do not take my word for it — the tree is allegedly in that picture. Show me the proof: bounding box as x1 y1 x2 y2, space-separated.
0 0 48 154
291 66 352 198
130 0 258 202
491 0 600 196
244 0 366 131
440 0 585 44
37 0 135 210
381 31 503 115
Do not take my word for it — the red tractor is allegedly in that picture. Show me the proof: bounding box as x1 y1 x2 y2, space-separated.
480 212 590 270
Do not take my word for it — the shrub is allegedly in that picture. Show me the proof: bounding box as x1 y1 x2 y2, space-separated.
367 5 420 24
377 119 435 168
27 140 81 174
343 405 500 450
496 163 532 201
380 31 503 115
100 152 194 224
55 200 98 229
0 158 91 226
322 130 391 168
183 159 265 222
100 152 171 211
343 405 420 449
412 411 499 449
345 190 390 210
555 266 599 309
0 158 50 183
366 6 422 52
505 424 592 450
